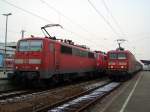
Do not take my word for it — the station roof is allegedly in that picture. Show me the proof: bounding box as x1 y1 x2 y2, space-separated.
141 60 150 65
6 42 17 49
0 42 17 49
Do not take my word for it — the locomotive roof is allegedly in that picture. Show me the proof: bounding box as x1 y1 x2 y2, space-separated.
18 37 94 53
107 50 132 54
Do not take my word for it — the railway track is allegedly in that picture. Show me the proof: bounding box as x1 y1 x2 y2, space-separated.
0 90 29 100
0 88 58 104
0 78 111 112
0 89 36 104
34 82 120 112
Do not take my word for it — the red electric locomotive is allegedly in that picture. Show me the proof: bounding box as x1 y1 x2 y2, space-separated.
12 24 98 85
107 49 142 80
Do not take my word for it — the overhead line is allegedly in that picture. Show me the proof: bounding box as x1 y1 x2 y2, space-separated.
40 0 102 39
1 0 53 23
102 0 126 37
88 0 119 37
2 0 104 47
40 0 108 48
1 0 106 49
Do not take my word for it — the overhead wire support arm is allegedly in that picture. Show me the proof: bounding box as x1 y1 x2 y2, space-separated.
41 24 63 29
116 39 127 50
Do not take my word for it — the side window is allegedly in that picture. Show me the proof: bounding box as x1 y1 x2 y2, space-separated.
88 52 95 58
80 50 88 57
95 53 99 59
61 45 72 55
49 43 54 53
72 48 80 56
72 48 88 57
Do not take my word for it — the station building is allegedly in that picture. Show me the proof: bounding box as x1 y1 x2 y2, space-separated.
0 42 16 69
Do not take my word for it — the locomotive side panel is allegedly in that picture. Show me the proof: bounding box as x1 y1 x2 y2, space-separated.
58 44 96 74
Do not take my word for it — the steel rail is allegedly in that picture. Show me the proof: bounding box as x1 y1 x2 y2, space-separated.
34 81 115 112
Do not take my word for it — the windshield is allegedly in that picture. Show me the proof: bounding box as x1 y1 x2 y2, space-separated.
18 40 43 51
109 53 117 59
118 53 127 59
109 52 127 59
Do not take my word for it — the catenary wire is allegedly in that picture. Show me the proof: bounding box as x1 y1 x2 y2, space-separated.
40 0 108 48
40 0 103 39
101 0 126 37
88 0 120 37
1 0 107 49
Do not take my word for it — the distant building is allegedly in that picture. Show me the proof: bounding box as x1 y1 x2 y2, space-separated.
0 42 17 69
141 60 150 71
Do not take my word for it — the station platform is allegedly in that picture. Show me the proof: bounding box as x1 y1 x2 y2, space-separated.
92 71 150 112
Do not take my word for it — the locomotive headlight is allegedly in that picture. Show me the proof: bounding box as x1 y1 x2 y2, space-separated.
35 66 39 70
110 66 113 68
121 66 124 68
15 66 18 69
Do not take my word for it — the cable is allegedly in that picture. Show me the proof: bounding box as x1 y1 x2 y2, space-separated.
1 0 53 23
88 0 119 37
102 0 126 37
40 0 103 39
2 0 109 48
40 0 108 48
1 0 107 49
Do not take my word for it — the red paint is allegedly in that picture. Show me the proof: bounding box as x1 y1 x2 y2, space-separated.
14 37 103 80
107 50 142 77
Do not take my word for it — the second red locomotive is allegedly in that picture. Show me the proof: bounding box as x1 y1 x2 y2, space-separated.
107 49 142 80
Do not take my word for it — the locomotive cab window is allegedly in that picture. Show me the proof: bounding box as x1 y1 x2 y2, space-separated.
30 41 43 51
109 53 117 59
18 40 29 51
118 53 127 59
18 40 43 51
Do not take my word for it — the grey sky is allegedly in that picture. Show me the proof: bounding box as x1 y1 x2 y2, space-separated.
0 0 150 60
